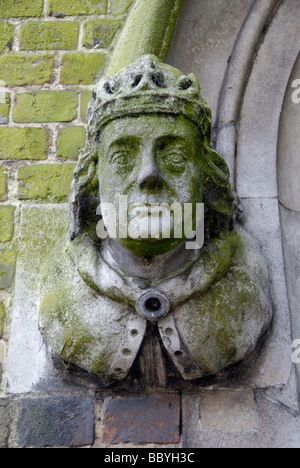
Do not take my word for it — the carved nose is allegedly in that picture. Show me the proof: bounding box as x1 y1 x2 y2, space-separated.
138 158 163 190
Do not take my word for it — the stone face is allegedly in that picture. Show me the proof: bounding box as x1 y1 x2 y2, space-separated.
18 164 75 201
17 396 94 447
57 126 86 160
0 22 14 53
0 250 16 289
13 91 78 123
20 21 79 51
102 394 180 444
61 52 107 85
0 0 43 18
0 206 15 243
83 19 122 49
0 93 10 125
0 127 48 160
0 54 54 86
49 0 108 16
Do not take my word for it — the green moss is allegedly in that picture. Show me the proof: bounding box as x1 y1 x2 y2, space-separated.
80 90 92 123
0 22 14 53
49 0 107 16
57 126 86 160
0 93 10 125
61 52 107 85
0 53 54 85
0 127 48 160
0 0 43 18
83 19 123 49
0 167 7 199
0 250 16 289
18 164 75 201
20 21 79 51
0 302 5 338
0 206 15 242
13 91 78 123
110 0 133 15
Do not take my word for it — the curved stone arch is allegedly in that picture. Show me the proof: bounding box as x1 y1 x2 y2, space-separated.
221 0 300 388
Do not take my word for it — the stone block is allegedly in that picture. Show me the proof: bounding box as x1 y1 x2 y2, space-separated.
110 0 133 16
80 90 92 123
0 250 16 289
49 0 108 16
20 21 79 51
200 390 257 431
61 52 107 85
17 396 94 447
0 127 48 160
0 400 11 448
0 0 43 18
0 22 14 53
0 302 5 339
13 91 78 123
83 19 122 49
57 126 86 160
18 164 75 201
0 167 8 200
0 54 54 86
0 206 15 243
0 93 10 125
102 393 180 444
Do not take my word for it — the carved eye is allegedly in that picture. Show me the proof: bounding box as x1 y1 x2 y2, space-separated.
165 152 185 165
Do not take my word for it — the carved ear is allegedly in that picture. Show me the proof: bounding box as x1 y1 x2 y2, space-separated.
69 149 100 241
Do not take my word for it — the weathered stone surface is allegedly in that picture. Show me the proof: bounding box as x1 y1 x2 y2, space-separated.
80 90 92 123
18 164 75 201
57 126 86 160
0 0 43 18
0 93 10 125
102 393 180 444
0 22 14 53
13 91 78 123
0 167 8 200
110 0 133 16
0 400 11 448
200 390 257 431
49 0 108 16
83 19 122 49
61 52 107 85
0 206 15 243
0 127 48 160
0 54 54 86
17 396 94 447
0 302 5 339
20 21 79 51
0 250 16 289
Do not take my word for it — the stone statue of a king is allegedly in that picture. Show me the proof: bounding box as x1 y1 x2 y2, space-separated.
39 55 272 385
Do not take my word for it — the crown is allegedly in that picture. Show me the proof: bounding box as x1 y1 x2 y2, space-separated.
87 55 212 140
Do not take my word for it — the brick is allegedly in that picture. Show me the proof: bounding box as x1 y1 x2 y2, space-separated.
83 19 122 49
49 0 107 16
0 0 43 18
17 396 94 448
0 54 54 86
0 127 48 160
0 250 16 289
57 126 86 160
200 390 257 431
110 0 133 16
102 393 180 444
0 167 7 199
0 400 11 448
20 21 79 51
13 91 78 123
61 52 107 85
80 90 92 123
0 22 14 53
0 93 10 125
0 206 15 242
18 164 75 201
0 302 5 338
